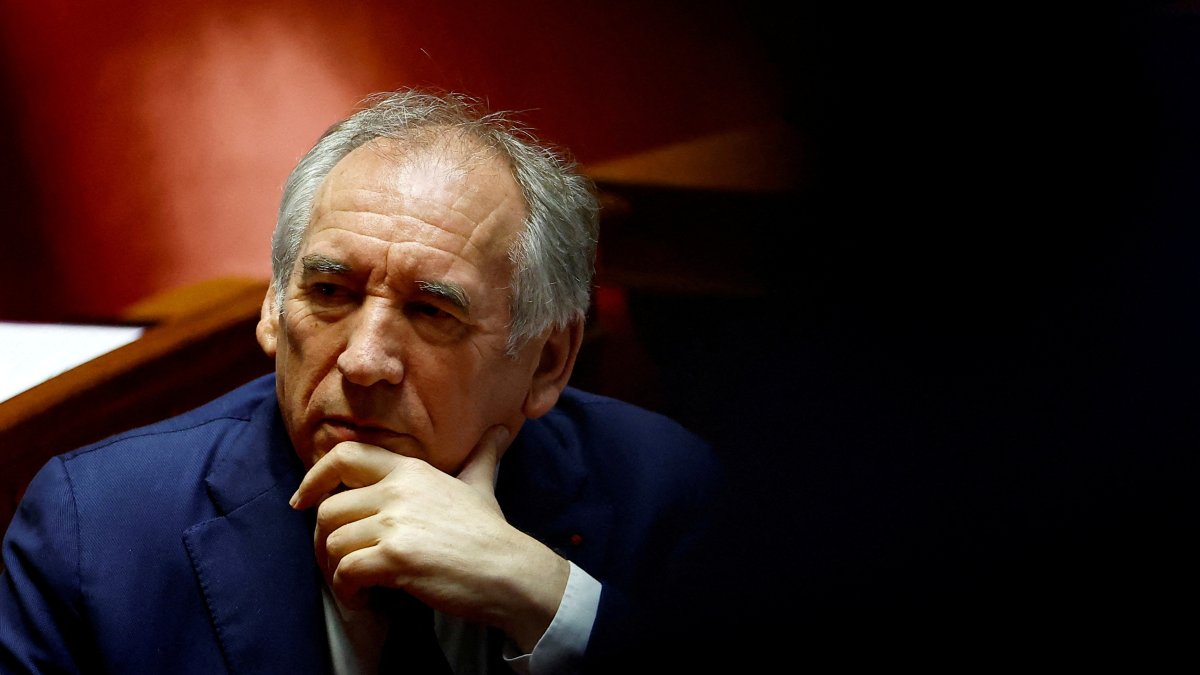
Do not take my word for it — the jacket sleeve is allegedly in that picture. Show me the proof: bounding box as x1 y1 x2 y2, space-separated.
1 457 87 674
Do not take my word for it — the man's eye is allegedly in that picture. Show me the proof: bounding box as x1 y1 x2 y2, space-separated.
308 283 350 305
313 283 340 296
411 302 452 319
405 302 467 341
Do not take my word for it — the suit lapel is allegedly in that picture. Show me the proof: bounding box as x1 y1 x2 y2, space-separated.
498 408 614 572
183 395 331 674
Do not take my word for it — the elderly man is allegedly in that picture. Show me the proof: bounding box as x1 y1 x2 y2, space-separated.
1 89 724 674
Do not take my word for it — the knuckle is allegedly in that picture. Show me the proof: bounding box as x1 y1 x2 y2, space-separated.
324 528 346 556
338 550 366 576
326 448 351 473
381 480 407 500
315 500 336 528
378 537 424 574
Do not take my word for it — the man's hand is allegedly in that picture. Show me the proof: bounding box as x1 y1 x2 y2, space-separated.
289 426 569 652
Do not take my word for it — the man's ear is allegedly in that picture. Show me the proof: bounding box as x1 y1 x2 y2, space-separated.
522 319 584 418
256 284 280 358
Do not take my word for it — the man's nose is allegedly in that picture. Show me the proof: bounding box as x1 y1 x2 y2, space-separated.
337 302 404 386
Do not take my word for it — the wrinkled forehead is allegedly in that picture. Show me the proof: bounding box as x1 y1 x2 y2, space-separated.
313 133 523 229
307 132 518 223
297 134 527 282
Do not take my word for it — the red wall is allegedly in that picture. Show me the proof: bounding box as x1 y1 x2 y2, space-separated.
0 0 790 320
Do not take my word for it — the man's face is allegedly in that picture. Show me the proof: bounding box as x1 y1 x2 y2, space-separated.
258 137 544 473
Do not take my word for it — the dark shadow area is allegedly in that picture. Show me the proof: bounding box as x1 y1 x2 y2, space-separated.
575 2 1198 668
0 59 57 321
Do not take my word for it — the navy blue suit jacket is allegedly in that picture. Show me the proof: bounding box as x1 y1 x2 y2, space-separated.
0 375 723 674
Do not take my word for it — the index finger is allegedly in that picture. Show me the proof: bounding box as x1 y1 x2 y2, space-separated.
456 425 510 493
290 441 403 509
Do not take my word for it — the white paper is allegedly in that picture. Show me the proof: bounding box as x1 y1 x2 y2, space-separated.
0 322 146 404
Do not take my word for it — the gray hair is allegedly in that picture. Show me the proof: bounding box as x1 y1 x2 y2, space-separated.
271 88 600 355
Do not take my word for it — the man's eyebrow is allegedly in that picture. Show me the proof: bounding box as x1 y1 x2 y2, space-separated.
417 280 470 314
301 254 351 275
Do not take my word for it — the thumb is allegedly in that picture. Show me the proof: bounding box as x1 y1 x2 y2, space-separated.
456 425 510 494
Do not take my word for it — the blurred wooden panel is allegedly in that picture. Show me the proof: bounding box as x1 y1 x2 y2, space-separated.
584 121 806 194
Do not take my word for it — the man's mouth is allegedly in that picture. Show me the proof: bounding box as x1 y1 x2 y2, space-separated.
320 419 401 445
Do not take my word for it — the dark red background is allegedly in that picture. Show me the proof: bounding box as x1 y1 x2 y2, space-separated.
0 0 791 320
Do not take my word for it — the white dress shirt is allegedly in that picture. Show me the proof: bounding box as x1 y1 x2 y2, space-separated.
323 561 601 674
